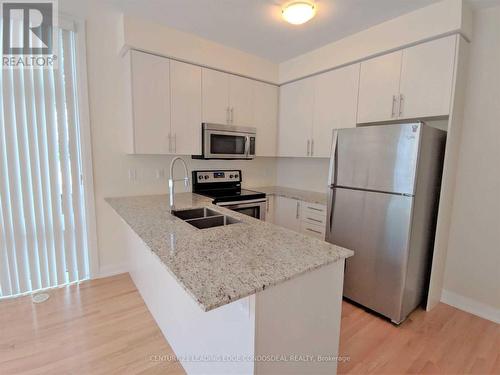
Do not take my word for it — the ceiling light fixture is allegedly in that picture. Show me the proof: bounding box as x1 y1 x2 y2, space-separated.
282 1 316 25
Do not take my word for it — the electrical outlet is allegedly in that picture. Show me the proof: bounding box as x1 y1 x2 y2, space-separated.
156 168 165 180
128 168 137 182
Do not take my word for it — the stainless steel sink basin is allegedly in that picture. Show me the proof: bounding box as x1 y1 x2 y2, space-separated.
172 207 240 229
172 207 220 220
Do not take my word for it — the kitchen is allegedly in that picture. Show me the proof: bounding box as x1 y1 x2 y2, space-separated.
0 0 499 374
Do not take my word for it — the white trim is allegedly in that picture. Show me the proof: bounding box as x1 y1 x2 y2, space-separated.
70 17 100 279
441 289 500 324
98 263 128 279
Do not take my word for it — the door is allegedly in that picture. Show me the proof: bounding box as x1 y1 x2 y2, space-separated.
399 35 456 119
357 51 402 124
202 68 230 124
254 82 278 157
278 79 314 157
229 75 254 126
312 64 360 158
130 51 170 154
273 196 301 232
327 187 413 321
170 60 202 155
331 124 421 195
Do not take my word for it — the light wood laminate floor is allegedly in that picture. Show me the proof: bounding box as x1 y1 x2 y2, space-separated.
1 273 498 374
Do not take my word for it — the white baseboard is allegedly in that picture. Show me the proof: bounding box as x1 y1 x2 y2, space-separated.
441 289 500 324
97 262 129 279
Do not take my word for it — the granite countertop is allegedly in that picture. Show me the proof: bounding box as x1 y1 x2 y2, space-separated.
253 186 328 205
106 193 353 312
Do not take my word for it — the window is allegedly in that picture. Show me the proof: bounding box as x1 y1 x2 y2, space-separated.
0 23 92 298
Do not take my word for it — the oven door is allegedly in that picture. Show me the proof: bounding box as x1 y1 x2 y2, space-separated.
203 126 256 159
217 199 266 221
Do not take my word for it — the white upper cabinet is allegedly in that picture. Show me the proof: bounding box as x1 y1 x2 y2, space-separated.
170 60 202 155
357 35 457 124
399 35 456 119
202 68 230 124
254 82 279 157
229 75 254 126
312 64 360 158
278 78 314 157
357 51 403 124
130 50 171 154
278 64 359 158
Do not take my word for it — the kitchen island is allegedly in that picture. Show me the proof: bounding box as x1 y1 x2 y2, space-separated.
106 193 353 375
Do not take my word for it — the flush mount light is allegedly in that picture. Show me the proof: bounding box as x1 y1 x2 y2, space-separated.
282 1 316 25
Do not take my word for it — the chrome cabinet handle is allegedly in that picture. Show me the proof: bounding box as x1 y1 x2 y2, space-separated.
226 107 230 124
307 206 324 212
311 139 314 156
230 107 234 124
307 139 311 156
391 95 398 118
173 133 177 153
399 94 404 117
307 217 323 223
306 228 323 235
296 201 300 219
168 133 172 153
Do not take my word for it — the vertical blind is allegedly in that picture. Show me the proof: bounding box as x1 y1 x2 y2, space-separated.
0 26 90 298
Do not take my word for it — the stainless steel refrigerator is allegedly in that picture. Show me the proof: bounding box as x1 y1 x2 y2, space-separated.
326 122 446 324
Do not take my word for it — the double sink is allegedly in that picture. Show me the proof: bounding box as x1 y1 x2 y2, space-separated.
172 207 240 229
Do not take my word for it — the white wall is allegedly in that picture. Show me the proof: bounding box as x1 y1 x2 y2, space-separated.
275 158 330 193
442 5 500 323
279 0 472 83
121 16 279 84
59 0 277 276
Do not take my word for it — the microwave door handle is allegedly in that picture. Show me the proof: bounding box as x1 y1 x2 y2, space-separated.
244 136 250 157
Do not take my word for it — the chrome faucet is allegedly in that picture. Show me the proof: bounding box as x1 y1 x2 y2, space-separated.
168 157 190 212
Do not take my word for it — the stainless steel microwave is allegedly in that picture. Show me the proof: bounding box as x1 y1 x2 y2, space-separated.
198 123 256 160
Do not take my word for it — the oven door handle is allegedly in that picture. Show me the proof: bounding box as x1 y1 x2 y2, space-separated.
216 198 267 206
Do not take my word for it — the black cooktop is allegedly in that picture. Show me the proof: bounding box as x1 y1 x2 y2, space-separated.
192 170 266 203
199 188 266 204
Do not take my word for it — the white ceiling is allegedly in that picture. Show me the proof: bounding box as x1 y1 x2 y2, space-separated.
108 0 448 62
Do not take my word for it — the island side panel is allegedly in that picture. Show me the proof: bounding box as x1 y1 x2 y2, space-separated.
254 260 345 375
120 216 256 375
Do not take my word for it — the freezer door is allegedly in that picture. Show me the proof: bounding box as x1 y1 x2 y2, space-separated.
330 123 421 195
326 187 413 322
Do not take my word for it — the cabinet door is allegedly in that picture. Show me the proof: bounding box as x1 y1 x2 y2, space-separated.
265 196 275 224
399 35 456 119
278 79 314 157
130 51 170 154
312 64 360 158
229 75 254 126
274 196 301 232
170 60 202 155
254 82 278 157
357 51 402 124
202 68 230 124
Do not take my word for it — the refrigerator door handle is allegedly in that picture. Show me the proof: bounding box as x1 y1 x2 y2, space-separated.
326 186 336 242
327 130 339 186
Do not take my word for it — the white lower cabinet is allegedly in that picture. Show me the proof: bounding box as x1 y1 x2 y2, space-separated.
265 196 275 223
273 196 301 232
271 196 327 240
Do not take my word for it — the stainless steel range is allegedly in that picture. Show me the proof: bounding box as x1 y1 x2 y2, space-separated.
192 170 266 220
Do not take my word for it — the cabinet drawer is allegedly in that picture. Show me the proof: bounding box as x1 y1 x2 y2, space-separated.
301 222 326 240
301 202 327 215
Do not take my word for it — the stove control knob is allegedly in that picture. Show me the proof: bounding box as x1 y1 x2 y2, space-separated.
230 174 234 178
198 175 203 180
204 175 209 180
